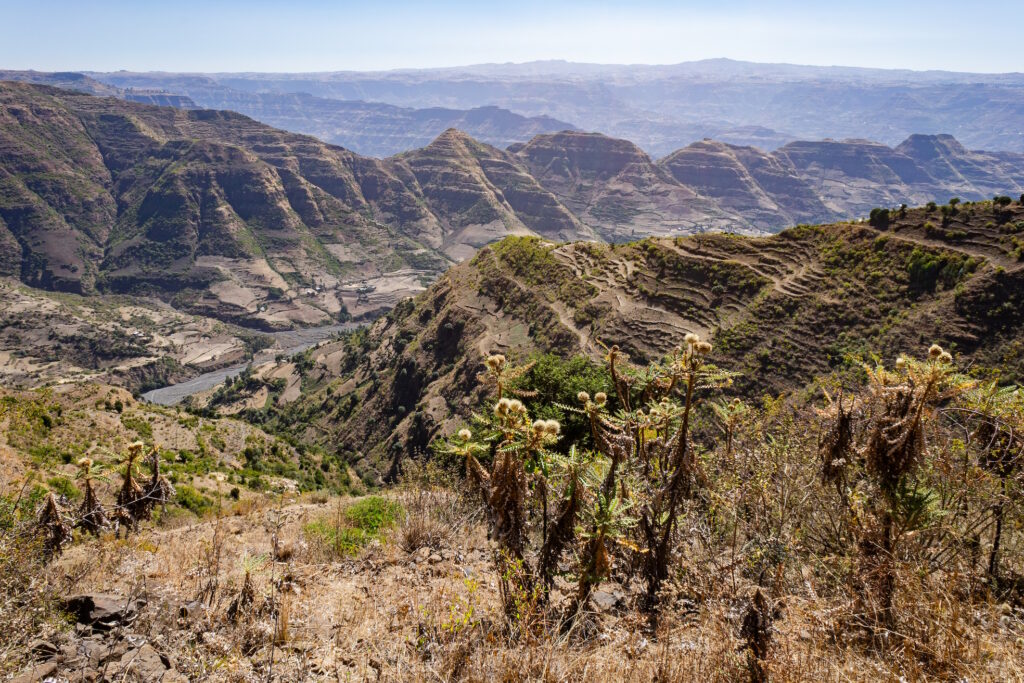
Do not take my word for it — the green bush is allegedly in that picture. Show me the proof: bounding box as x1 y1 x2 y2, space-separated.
303 496 403 557
345 495 403 534
176 485 214 517
46 476 80 501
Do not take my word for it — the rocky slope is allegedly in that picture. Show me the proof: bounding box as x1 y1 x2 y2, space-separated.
220 201 1024 480
511 131 743 239
660 135 1024 229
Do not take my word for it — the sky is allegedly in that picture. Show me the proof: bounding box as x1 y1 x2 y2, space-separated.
1 0 1021 74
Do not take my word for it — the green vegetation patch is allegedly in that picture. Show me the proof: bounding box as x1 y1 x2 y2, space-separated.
303 495 403 557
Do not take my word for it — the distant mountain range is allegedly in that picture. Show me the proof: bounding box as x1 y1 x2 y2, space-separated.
1 81 1022 330
85 59 1024 155
0 70 575 158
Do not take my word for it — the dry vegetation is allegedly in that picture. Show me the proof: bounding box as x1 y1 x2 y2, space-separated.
3 335 1024 682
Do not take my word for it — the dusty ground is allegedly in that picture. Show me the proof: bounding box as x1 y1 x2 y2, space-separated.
7 487 1018 683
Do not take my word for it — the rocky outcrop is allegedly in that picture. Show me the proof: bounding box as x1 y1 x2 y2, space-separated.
10 593 188 682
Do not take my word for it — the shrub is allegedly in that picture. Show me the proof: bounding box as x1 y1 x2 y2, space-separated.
176 484 214 517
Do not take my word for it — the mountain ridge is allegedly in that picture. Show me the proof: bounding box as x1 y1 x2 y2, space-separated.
2 81 1022 335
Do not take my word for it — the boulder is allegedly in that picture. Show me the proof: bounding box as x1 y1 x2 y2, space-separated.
64 593 145 631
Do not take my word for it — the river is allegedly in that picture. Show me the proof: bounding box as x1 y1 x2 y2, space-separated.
141 322 362 406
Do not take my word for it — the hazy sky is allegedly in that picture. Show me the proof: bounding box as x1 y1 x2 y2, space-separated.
2 0 1021 73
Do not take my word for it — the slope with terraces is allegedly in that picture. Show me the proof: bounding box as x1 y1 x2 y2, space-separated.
209 200 1024 480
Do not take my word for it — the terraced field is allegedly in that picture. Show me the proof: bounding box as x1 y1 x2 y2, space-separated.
192 201 1024 481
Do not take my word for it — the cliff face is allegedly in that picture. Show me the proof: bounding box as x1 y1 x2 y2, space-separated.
659 140 835 229
390 129 593 260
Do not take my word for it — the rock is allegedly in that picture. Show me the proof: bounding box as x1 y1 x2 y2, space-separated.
9 662 57 683
28 639 58 658
118 643 170 680
591 588 625 611
64 593 144 631
177 600 208 622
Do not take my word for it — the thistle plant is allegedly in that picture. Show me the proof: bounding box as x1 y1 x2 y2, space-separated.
834 344 973 626
442 354 597 621
599 334 735 610
36 492 71 560
75 457 110 536
957 381 1023 580
115 441 149 533
145 447 175 515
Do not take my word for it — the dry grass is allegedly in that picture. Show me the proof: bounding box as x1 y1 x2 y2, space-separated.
0 486 1002 682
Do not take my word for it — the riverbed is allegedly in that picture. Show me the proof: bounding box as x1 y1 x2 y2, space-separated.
141 322 361 406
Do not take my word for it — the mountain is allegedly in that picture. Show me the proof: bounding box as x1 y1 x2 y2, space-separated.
2 81 1022 339
214 201 1024 480
660 136 1024 228
69 72 576 157
88 60 1024 156
510 131 741 239
0 82 593 328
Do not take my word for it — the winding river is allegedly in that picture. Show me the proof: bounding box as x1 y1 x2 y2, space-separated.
141 322 362 406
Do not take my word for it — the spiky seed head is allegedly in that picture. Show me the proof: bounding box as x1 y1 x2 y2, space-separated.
939 351 953 364
684 332 700 345
457 428 472 441
695 341 713 355
928 343 943 359
543 420 561 436
577 391 590 404
594 392 607 405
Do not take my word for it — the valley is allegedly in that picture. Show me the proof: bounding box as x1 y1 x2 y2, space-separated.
2 66 1024 683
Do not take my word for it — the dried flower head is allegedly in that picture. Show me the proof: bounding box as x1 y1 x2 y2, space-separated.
577 391 590 404
594 392 607 405
494 397 513 415
457 428 472 441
